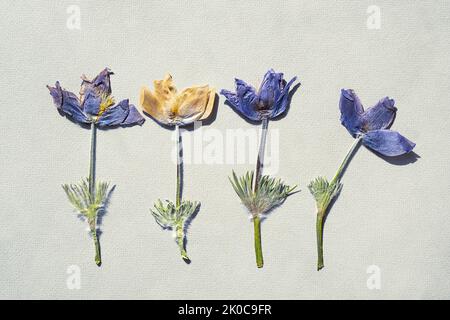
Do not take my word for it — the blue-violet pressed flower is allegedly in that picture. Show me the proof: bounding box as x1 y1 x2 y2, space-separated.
47 67 145 266
220 69 298 121
309 89 416 271
339 89 415 156
47 68 145 128
221 69 299 268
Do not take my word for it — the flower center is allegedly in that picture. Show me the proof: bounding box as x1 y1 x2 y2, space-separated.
98 93 115 117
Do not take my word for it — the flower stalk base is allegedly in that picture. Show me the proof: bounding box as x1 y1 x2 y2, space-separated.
253 216 264 268
316 213 324 271
91 228 101 266
176 224 190 262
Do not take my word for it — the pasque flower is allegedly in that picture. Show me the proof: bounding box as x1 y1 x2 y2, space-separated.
48 68 145 127
221 69 299 268
221 69 297 121
140 74 215 126
140 74 217 262
47 67 145 266
309 89 416 271
339 89 415 156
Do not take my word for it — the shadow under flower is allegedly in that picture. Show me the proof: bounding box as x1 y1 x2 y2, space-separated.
370 149 421 166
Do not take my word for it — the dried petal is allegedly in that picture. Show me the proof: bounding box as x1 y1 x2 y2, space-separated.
362 129 415 156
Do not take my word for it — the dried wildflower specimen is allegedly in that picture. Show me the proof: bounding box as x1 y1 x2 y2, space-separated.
309 89 416 271
140 74 215 126
47 68 145 266
140 74 216 263
221 69 299 268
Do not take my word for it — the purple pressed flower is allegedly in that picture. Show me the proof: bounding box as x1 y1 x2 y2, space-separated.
309 89 417 271
47 67 145 128
47 68 144 267
339 89 415 156
220 69 298 121
222 70 300 268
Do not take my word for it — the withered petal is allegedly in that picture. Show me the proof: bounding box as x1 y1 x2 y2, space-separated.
175 85 211 125
139 85 172 125
199 88 216 121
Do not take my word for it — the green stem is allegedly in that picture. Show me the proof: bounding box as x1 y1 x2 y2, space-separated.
316 137 361 271
316 214 324 271
175 125 182 207
88 122 97 197
91 228 101 266
253 216 264 268
253 118 269 193
176 224 189 261
330 136 362 186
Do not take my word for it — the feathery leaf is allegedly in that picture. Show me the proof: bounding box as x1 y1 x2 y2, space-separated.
308 176 342 214
229 170 297 217
151 199 200 229
62 178 112 219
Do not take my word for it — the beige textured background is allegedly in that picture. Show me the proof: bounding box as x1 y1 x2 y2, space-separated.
0 0 449 299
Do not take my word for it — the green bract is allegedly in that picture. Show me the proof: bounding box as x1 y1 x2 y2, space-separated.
230 170 296 217
62 178 111 220
151 199 199 229
151 199 200 262
308 177 341 215
62 178 112 266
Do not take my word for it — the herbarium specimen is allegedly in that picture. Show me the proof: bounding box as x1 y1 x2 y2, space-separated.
221 69 299 268
47 68 145 266
309 89 416 270
140 74 216 263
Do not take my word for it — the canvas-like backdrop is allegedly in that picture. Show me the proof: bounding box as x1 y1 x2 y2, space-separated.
0 0 449 299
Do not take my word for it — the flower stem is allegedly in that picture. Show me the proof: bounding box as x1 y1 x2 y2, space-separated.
252 118 268 268
330 136 362 186
253 118 269 193
253 216 264 268
316 214 324 271
88 122 97 197
316 136 362 271
176 223 189 262
88 122 100 266
91 228 101 266
175 125 182 207
174 126 189 263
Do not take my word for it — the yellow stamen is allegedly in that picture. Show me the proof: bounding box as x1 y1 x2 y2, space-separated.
98 93 115 117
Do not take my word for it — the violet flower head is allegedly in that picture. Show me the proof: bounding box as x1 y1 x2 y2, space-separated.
220 69 298 121
339 89 415 156
47 67 145 128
